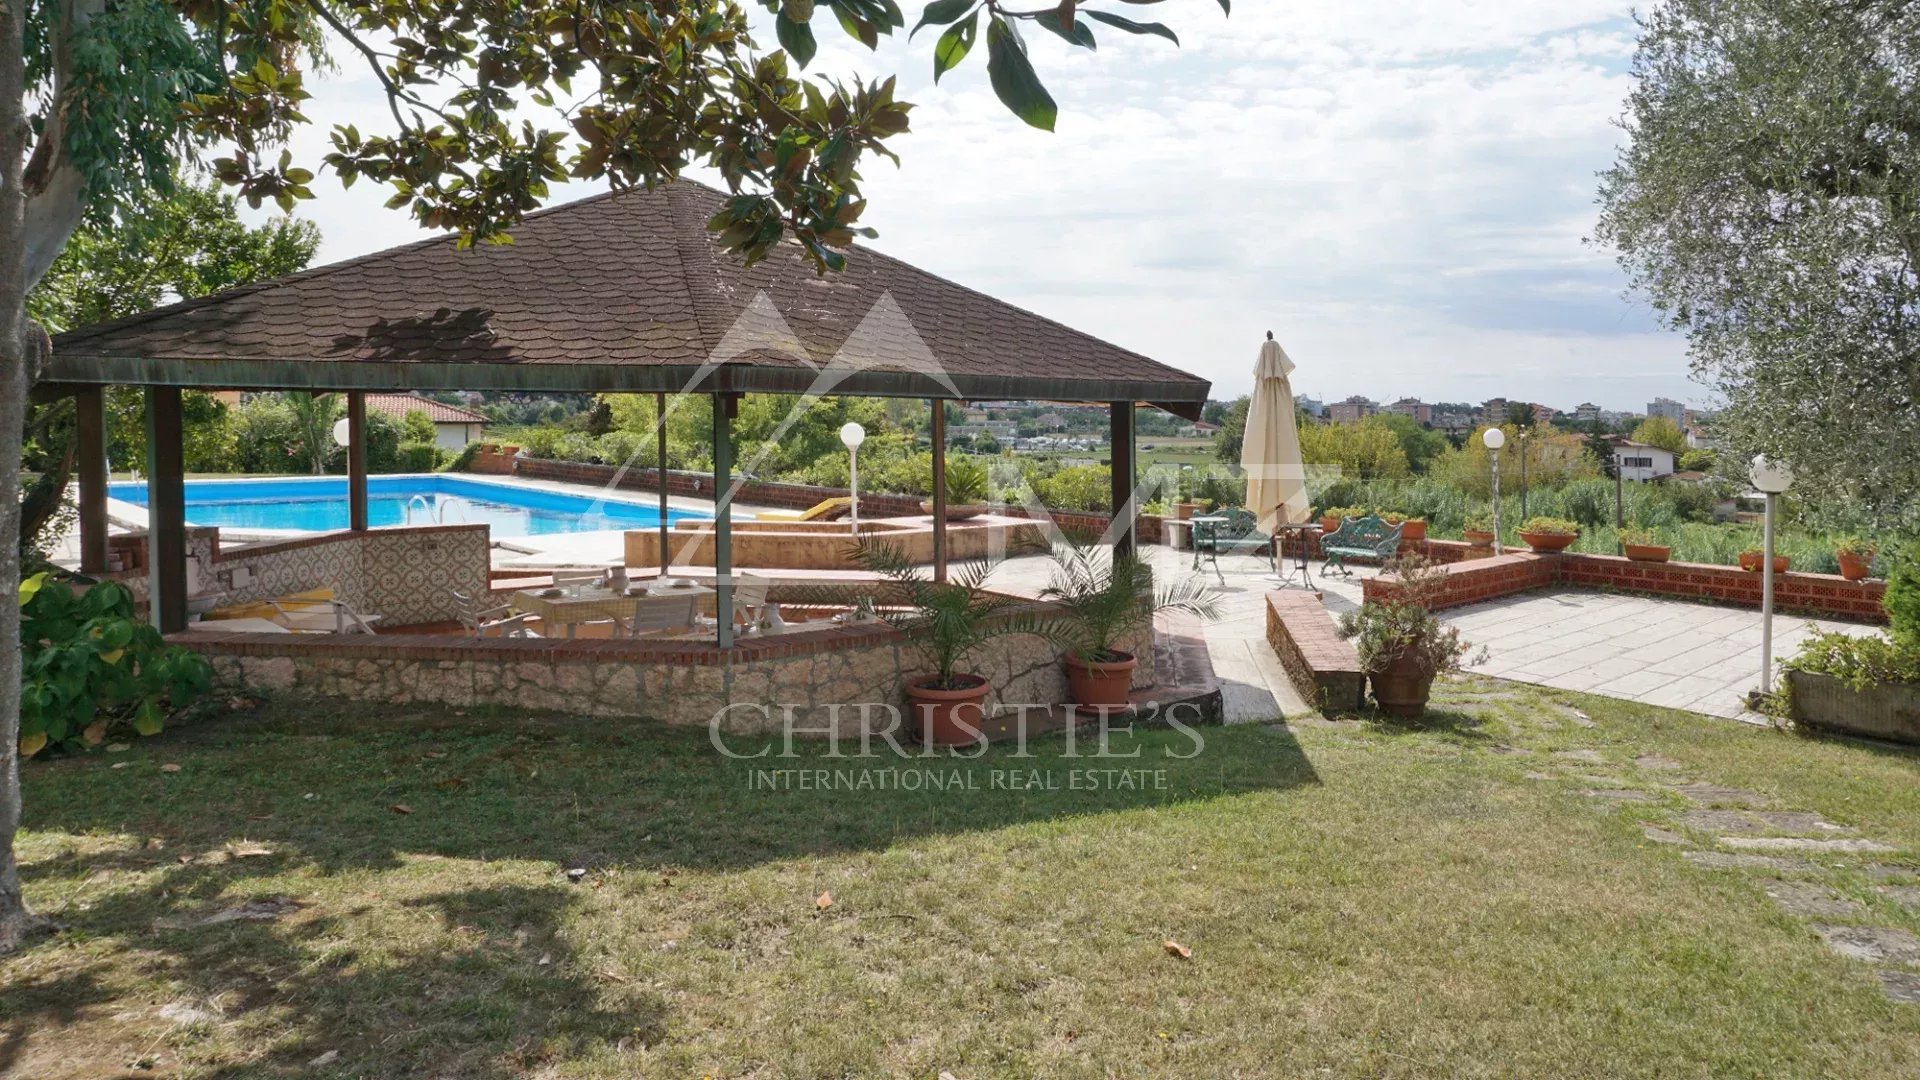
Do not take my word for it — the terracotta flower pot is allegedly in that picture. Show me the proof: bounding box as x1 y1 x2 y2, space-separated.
1369 651 1435 718
1520 531 1577 553
1320 515 1342 534
1837 551 1874 581
1738 552 1790 574
1065 651 1138 711
918 500 988 521
1176 502 1202 521
905 673 993 746
1624 543 1671 563
1399 519 1427 542
1462 529 1495 547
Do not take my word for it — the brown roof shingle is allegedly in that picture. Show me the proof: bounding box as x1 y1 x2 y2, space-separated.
48 181 1208 413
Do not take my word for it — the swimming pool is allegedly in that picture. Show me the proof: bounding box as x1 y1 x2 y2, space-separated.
106 475 704 538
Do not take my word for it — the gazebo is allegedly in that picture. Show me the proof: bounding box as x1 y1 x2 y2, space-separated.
35 180 1211 659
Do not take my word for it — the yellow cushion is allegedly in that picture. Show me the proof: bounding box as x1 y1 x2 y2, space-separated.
204 587 333 621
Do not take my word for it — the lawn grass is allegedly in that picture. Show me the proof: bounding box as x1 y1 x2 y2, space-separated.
5 681 1920 1078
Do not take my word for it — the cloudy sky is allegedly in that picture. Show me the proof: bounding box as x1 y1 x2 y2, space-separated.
266 0 1702 411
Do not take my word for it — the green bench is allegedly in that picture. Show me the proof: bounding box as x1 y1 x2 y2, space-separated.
1320 514 1404 576
1191 507 1277 581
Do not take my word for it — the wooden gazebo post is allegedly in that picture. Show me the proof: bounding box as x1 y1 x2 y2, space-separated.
1109 401 1136 560
655 391 669 579
930 399 947 583
346 391 369 531
144 387 188 633
74 385 109 574
712 391 734 649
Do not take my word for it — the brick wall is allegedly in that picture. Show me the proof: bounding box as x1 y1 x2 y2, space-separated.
1265 590 1364 716
1363 550 1887 623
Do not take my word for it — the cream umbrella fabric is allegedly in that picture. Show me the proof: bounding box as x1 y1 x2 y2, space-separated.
1240 332 1312 534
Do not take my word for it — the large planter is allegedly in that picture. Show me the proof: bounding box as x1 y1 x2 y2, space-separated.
1176 502 1203 521
1788 670 1920 745
1065 651 1138 711
1624 543 1671 563
1369 651 1435 718
905 673 993 745
1739 552 1791 574
1837 551 1874 581
1320 515 1342 534
1402 519 1428 542
1520 531 1577 553
918 500 989 522
1462 529 1495 547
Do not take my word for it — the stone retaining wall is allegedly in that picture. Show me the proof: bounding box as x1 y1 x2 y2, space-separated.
1264 591 1364 716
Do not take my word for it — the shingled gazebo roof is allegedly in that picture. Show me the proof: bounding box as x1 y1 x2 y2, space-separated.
46 180 1209 416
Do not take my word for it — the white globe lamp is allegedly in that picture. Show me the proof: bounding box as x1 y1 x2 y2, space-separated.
840 422 867 531
1483 427 1506 554
1751 455 1794 699
331 417 352 446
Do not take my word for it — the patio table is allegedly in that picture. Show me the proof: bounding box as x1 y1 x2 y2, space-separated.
512 582 715 638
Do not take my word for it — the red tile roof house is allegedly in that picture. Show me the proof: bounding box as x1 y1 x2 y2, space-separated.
36 179 1215 733
364 392 488 451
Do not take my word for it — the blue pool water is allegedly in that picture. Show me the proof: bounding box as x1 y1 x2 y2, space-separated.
107 475 703 537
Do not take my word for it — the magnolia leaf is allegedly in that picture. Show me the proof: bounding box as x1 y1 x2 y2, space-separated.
933 13 978 82
82 720 108 746
1082 9 1178 43
911 0 974 37
391 803 415 815
19 571 49 607
19 732 47 759
815 890 834 910
100 648 125 666
132 702 164 737
985 18 1057 131
1162 939 1192 959
776 15 818 67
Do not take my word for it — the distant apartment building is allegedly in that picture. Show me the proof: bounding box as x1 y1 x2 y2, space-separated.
1295 395 1325 419
1328 395 1379 424
1480 397 1509 425
1385 397 1432 425
1612 440 1678 482
1572 402 1602 425
1432 410 1477 435
1530 402 1555 426
1647 397 1688 424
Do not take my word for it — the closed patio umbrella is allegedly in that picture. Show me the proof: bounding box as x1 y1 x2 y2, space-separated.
1240 332 1312 534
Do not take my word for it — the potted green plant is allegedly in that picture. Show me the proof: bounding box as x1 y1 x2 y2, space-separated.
1518 516 1580 552
1042 541 1219 710
1321 505 1366 534
919 456 991 521
1835 537 1878 581
1174 471 1203 521
1380 511 1427 542
1617 526 1670 563
1738 548 1790 574
856 541 1042 745
1337 557 1471 717
1462 513 1495 547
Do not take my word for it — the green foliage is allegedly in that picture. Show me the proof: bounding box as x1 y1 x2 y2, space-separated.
1337 558 1470 677
1032 464 1112 513
1617 526 1660 547
1786 631 1920 691
1323 506 1367 522
397 442 443 472
1631 416 1687 455
854 541 1044 688
1042 543 1218 662
401 410 438 445
1299 417 1410 479
1835 536 1880 559
286 392 341 475
942 456 989 505
1679 448 1717 473
1886 542 1920 650
1212 396 1250 463
361 412 403 474
17 574 211 759
1373 413 1450 474
1520 516 1580 536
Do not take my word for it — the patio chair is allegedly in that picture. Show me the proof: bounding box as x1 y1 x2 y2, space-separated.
1192 507 1277 583
549 569 603 587
696 573 773 634
269 596 383 634
451 589 540 638
625 593 700 638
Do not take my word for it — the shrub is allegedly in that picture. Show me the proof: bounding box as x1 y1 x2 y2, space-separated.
1464 513 1492 533
1337 557 1470 677
1617 526 1660 547
944 456 989 504
1886 541 1920 649
1786 631 1920 691
396 441 443 472
362 412 403 473
1559 478 1615 527
447 441 487 472
1520 516 1580 536
1835 536 1879 559
401 409 438 444
1323 505 1368 522
18 574 211 758
1033 464 1112 513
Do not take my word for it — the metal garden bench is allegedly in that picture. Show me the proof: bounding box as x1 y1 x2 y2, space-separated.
1320 514 1405 577
1191 507 1277 582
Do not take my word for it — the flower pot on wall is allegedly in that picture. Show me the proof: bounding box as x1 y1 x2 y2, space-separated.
1369 651 1435 718
1520 531 1577 553
1837 551 1874 581
1624 543 1671 563
905 674 993 745
1320 515 1342 534
1400 519 1428 542
1176 502 1202 521
1065 651 1138 710
918 501 988 522
1462 529 1495 547
1738 552 1790 574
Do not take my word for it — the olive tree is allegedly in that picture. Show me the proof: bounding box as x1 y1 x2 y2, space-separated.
1596 0 1920 525
0 0 1220 950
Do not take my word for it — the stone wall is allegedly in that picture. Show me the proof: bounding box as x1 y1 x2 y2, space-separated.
181 600 1154 732
623 515 1050 570
1265 591 1363 716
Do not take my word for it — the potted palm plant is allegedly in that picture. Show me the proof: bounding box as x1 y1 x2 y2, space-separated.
1618 526 1671 563
919 456 991 521
1338 557 1472 717
1519 516 1580 552
1042 541 1219 709
856 541 1043 745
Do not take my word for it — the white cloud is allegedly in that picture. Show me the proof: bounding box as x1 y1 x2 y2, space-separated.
252 1 1697 412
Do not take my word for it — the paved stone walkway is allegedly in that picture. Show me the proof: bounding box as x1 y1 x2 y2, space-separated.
1431 677 1920 1006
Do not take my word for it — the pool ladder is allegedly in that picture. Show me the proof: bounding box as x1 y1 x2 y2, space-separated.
404 494 469 526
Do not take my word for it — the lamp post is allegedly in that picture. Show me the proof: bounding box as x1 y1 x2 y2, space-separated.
840 422 867 534
1483 427 1507 555
1516 428 1530 521
1751 455 1794 699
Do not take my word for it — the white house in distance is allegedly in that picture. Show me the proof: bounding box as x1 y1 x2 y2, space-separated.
1612 439 1677 482
365 393 489 451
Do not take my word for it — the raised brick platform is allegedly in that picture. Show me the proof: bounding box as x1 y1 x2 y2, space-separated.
1265 591 1363 717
